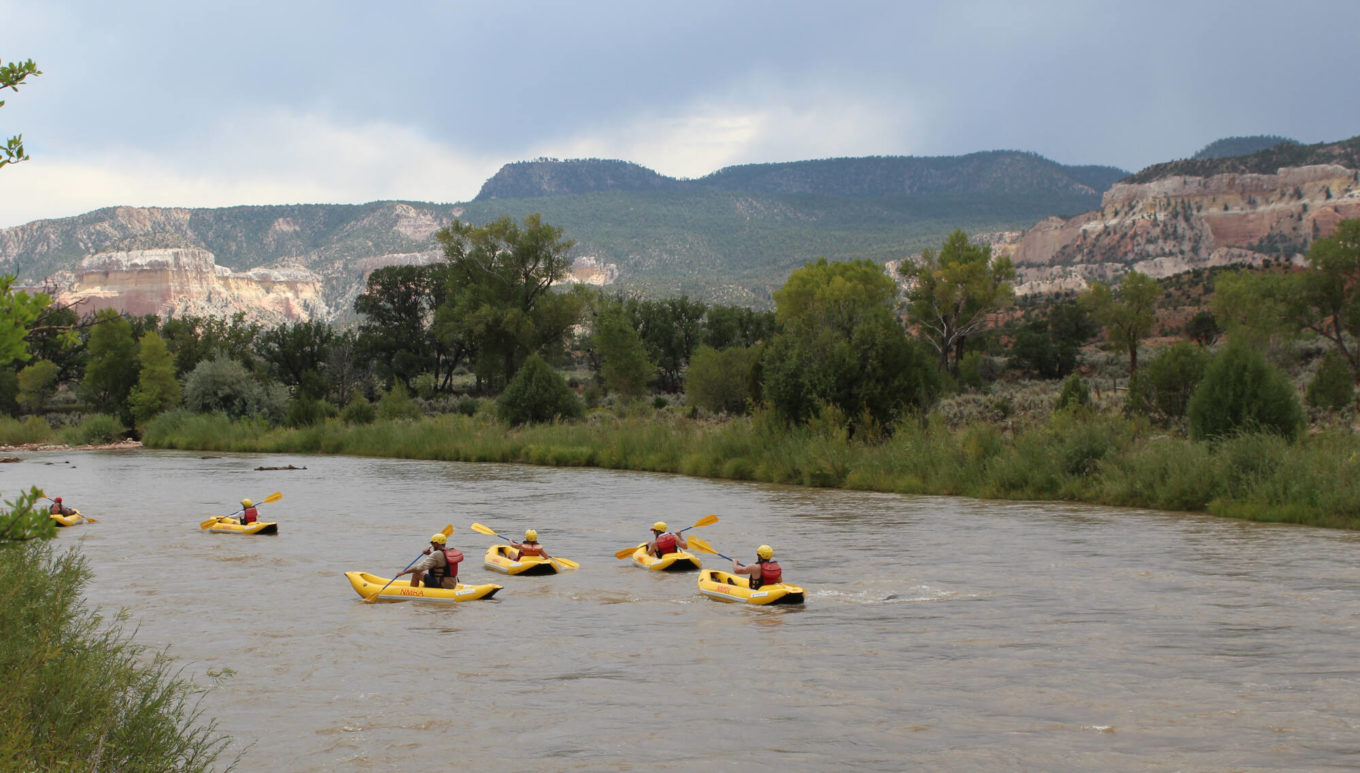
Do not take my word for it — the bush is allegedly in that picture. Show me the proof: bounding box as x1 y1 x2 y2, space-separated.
0 539 233 769
1188 340 1304 441
286 396 337 428
182 355 287 423
497 354 583 426
377 381 422 421
1055 374 1090 411
59 414 126 446
0 415 55 445
1306 351 1355 410
685 344 760 415
340 394 376 425
1125 341 1210 422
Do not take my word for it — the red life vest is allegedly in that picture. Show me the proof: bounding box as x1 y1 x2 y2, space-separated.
242 507 259 525
430 548 463 581
750 561 782 589
655 532 678 555
518 543 544 557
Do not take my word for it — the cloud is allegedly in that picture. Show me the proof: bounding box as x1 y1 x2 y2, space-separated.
535 74 920 179
0 110 503 227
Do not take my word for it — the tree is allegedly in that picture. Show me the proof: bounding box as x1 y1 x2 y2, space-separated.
1185 310 1220 346
0 277 52 369
435 214 578 391
1125 341 1210 422
16 359 58 414
354 264 453 392
1008 300 1098 379
1293 219 1360 384
256 320 334 399
1083 271 1162 374
182 355 287 422
703 304 776 350
128 331 181 426
1187 340 1303 441
1 57 41 169
764 259 940 433
900 230 1015 374
630 295 706 393
1306 350 1355 411
496 353 582 426
685 344 761 415
79 310 138 419
593 304 655 399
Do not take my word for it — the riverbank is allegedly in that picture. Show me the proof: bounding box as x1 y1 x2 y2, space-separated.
138 408 1360 531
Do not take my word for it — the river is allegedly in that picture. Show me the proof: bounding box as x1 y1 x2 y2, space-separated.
6 448 1360 771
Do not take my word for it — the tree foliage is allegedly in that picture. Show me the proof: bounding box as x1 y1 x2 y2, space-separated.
79 310 138 419
1306 350 1355 411
685 344 761 415
900 230 1015 374
1 57 41 169
1187 340 1304 441
435 214 578 391
1008 300 1098 379
128 331 181 426
1125 340 1210 422
496 353 582 426
355 264 450 392
593 303 655 399
181 355 286 422
1083 271 1162 374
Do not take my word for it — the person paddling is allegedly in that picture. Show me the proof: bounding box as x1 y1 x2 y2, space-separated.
645 521 687 558
49 497 76 517
396 532 464 589
732 544 783 589
508 529 545 561
236 499 259 525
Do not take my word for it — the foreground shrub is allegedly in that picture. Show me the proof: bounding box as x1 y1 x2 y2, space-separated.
1188 340 1304 441
0 498 233 768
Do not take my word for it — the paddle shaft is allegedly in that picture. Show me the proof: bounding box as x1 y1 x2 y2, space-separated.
368 553 425 601
616 514 717 559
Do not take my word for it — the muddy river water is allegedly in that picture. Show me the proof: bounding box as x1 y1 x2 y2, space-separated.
6 448 1360 771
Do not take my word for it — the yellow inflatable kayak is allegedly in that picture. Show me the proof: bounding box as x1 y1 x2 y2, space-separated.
50 512 87 527
345 571 502 603
483 545 562 575
629 545 702 572
697 569 805 605
201 517 278 535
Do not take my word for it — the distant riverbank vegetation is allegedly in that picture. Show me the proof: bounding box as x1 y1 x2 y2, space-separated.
5 215 1360 531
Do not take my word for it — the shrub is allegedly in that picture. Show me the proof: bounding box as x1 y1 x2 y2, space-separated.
497 354 583 426
1055 374 1090 411
340 394 376 425
1306 351 1355 410
1125 341 1210 421
686 344 760 415
182 355 287 423
1188 340 1304 441
377 381 422 421
0 415 55 445
59 414 126 446
286 396 337 428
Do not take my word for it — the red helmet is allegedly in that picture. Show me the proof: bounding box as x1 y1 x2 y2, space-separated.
54 497 62 503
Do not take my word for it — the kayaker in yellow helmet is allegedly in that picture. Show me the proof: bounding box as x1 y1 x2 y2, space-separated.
645 520 687 558
508 528 545 561
732 544 783 589
396 532 464 589
236 498 259 525
48 496 76 516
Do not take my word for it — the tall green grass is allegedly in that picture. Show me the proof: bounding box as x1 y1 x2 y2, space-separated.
141 406 1360 531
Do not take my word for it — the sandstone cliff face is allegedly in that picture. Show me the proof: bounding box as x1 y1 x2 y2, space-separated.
56 248 328 325
994 164 1360 295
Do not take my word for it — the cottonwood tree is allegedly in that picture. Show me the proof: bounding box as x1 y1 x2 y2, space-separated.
434 214 580 392
128 331 181 426
1082 271 1162 375
900 230 1015 375
354 264 452 391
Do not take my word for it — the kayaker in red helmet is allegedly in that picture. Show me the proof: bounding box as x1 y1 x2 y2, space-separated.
645 521 687 558
49 497 75 516
732 544 783 590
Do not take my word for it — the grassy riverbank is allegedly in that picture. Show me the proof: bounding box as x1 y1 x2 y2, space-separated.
141 406 1360 531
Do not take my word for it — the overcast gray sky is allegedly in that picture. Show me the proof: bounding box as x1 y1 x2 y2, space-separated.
2 0 1359 228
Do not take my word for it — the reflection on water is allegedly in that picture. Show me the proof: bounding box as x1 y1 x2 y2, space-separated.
4 448 1360 771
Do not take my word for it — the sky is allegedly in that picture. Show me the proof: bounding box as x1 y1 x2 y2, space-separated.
3 0 1360 229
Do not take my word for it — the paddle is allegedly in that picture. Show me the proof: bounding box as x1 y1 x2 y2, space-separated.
615 514 719 559
470 522 579 570
365 524 455 603
200 491 282 529
687 535 737 563
41 497 98 523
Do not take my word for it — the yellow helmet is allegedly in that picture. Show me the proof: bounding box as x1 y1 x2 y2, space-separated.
524 529 538 541
241 498 253 507
430 532 447 545
652 521 668 532
757 544 774 560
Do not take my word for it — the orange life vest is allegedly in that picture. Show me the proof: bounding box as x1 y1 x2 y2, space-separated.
655 532 678 555
518 543 544 557
750 560 782 589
